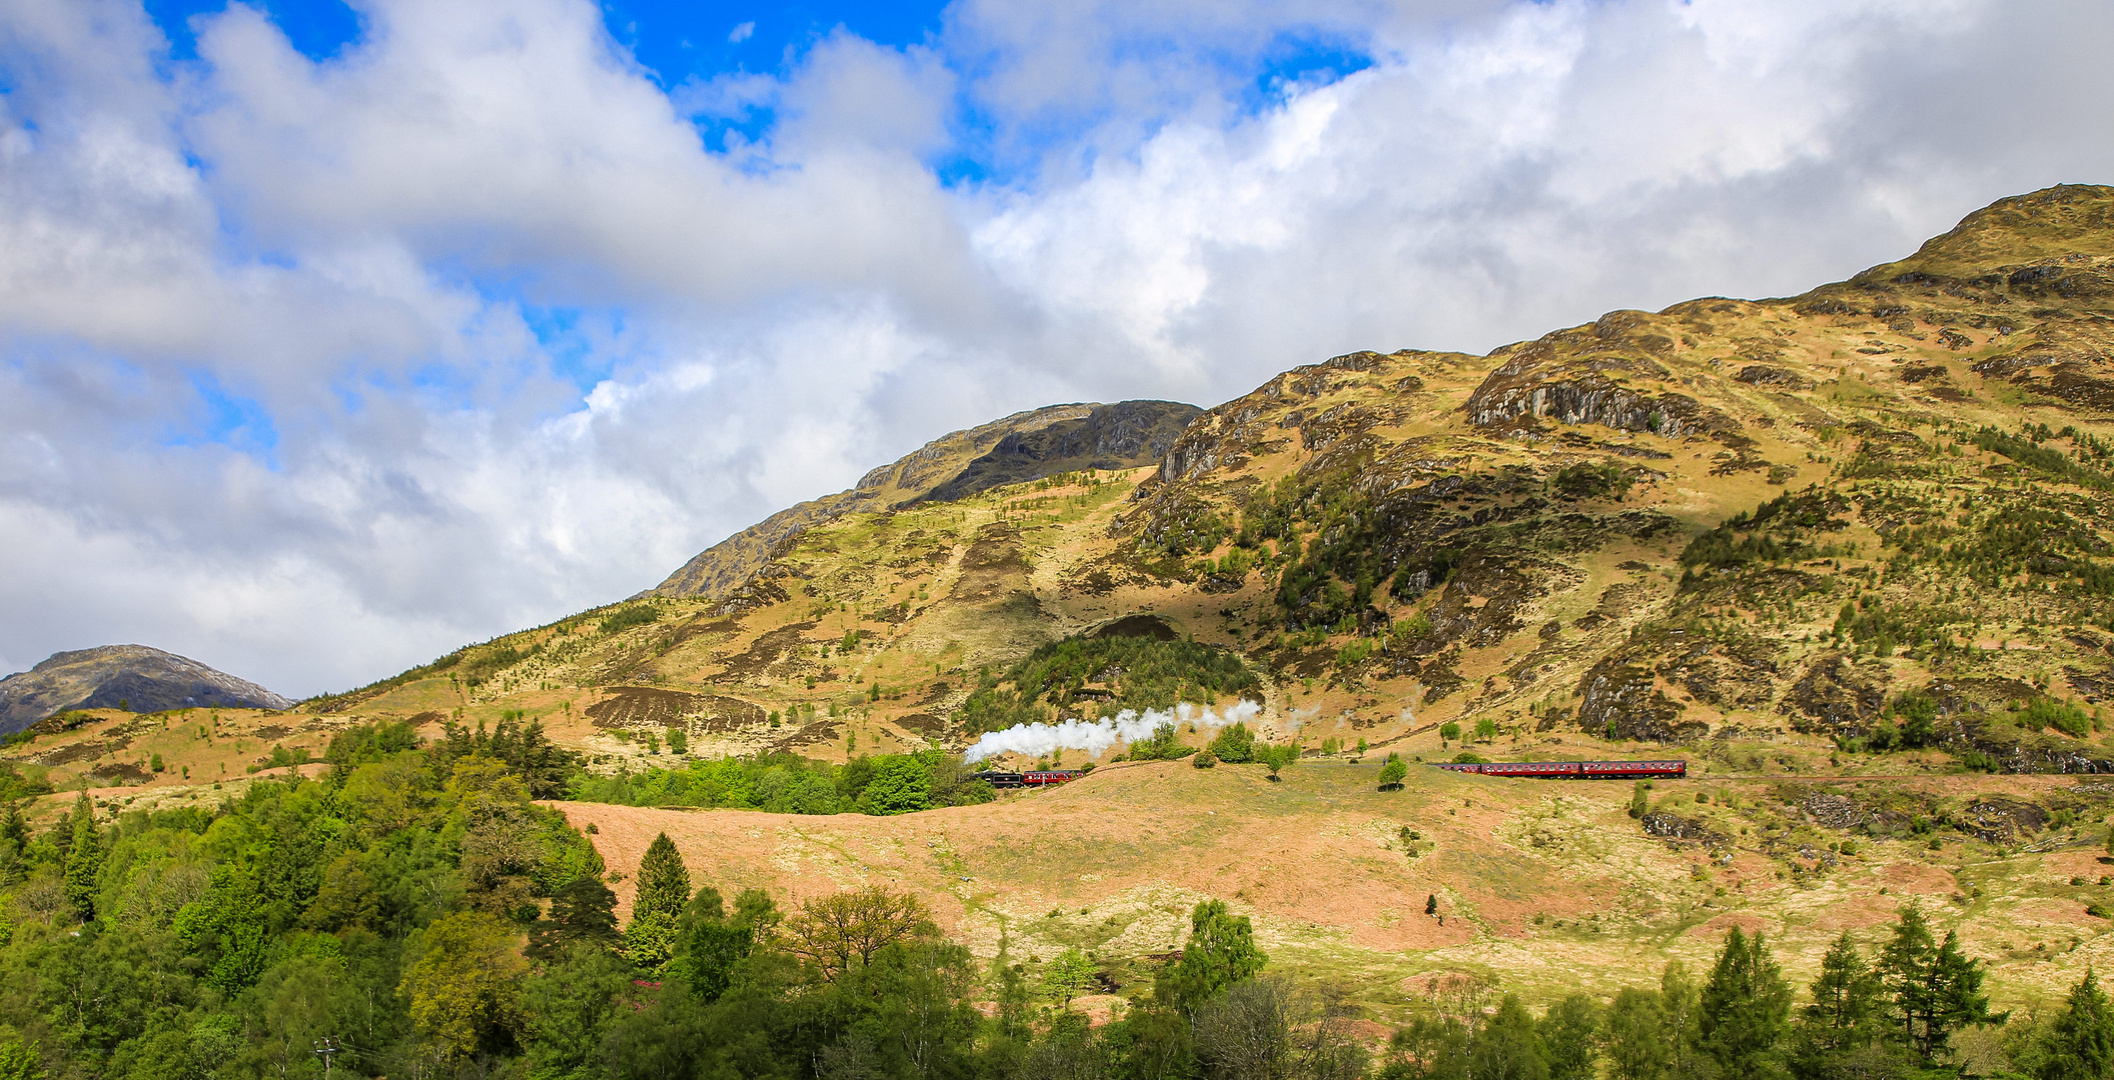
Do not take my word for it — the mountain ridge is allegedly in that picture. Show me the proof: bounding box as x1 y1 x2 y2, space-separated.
0 644 293 733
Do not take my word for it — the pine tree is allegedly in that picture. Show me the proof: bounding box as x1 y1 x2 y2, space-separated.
1790 930 1891 1076
62 792 101 922
2037 969 2114 1080
623 833 690 971
1880 905 1938 1053
1697 926 1791 1077
1881 907 1997 1063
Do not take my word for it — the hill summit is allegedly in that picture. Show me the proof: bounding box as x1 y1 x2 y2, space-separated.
0 644 292 733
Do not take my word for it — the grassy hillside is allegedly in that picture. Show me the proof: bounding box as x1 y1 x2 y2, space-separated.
12 184 2114 1033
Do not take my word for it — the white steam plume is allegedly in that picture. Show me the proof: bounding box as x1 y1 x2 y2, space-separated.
962 701 1263 764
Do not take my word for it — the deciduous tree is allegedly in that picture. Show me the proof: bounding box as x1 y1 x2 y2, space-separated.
1157 899 1267 1012
783 885 931 981
400 910 528 1061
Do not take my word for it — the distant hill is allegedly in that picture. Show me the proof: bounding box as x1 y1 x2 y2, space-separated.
0 645 293 733
645 399 1200 602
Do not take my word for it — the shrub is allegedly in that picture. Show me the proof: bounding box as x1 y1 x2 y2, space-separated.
1208 723 1257 764
1192 752 1218 769
1438 722 1461 743
1554 462 1632 501
2018 697 2092 738
1378 755 1408 789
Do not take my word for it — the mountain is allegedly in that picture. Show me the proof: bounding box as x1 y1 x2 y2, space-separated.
31 184 2114 779
15 184 2114 1027
646 400 1201 603
0 644 293 733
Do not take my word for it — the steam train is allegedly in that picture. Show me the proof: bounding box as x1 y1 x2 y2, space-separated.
968 770 1080 789
1429 759 1687 779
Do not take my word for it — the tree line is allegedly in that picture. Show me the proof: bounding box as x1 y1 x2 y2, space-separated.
6 718 2114 1079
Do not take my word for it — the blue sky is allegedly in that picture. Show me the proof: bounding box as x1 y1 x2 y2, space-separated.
4 0 2112 694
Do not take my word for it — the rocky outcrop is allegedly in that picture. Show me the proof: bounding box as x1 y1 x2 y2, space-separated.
918 400 1200 503
0 645 293 733
1465 313 1738 438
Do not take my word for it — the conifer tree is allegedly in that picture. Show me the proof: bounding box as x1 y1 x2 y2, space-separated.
2036 968 2114 1080
1697 926 1791 1077
1539 992 1602 1080
1790 930 1890 1075
623 833 690 970
1881 906 1997 1063
62 792 101 922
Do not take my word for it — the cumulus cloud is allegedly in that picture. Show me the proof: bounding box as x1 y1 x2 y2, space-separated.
962 701 1262 762
1 0 2111 694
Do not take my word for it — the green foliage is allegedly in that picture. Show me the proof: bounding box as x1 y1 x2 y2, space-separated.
1378 754 1408 789
429 715 580 798
2030 968 2114 1080
62 793 100 922
1042 947 1097 1011
1192 752 1218 769
597 602 662 635
1790 931 1888 1074
1127 722 1190 760
861 756 933 815
1439 721 1461 743
624 833 690 970
1969 425 2114 490
0 1036 45 1080
2017 696 2094 738
401 910 528 1061
1474 717 1498 742
1540 993 1602 1080
1155 899 1266 1013
1207 722 1257 764
1697 926 1791 1076
1452 752 1489 764
526 874 619 963
1881 906 1998 1064
1680 489 1848 572
569 749 989 817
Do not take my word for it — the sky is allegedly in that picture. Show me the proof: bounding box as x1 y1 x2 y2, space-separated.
2 0 2112 697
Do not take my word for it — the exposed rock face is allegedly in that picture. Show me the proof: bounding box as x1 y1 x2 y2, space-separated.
0 645 293 733
1465 313 1738 438
648 401 1199 602
919 400 1199 503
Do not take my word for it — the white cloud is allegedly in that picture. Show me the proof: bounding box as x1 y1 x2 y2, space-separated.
1 0 2111 694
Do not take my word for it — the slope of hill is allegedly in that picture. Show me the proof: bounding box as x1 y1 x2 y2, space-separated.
13 186 2114 1023
265 183 2114 779
646 399 1201 602
0 645 293 734
544 760 2114 1018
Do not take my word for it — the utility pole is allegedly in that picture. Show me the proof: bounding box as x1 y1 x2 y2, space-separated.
313 1037 339 1080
